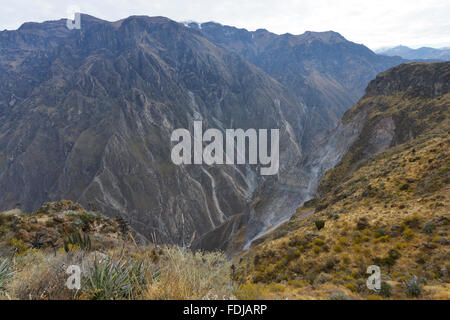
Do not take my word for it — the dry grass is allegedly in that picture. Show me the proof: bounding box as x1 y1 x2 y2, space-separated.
0 201 237 300
234 136 450 300
0 245 236 300
144 247 235 299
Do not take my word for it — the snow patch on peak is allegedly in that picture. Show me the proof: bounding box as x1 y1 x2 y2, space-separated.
180 20 202 29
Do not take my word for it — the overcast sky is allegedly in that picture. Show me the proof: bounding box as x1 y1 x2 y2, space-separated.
1 0 449 50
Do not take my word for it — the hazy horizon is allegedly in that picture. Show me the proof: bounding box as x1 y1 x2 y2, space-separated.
0 0 449 51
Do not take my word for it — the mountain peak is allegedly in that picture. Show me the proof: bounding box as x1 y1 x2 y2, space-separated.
377 45 450 61
123 15 173 24
365 62 450 97
300 30 346 42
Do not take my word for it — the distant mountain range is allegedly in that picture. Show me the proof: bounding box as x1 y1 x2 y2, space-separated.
186 22 405 150
376 45 450 61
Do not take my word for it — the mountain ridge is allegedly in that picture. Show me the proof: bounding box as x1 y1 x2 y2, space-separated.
376 45 450 61
186 21 406 148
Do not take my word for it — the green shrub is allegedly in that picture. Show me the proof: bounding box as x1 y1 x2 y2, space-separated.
9 237 31 255
374 249 400 271
329 292 349 300
345 282 357 292
314 238 325 246
403 228 414 240
404 276 422 297
374 235 390 243
315 220 325 230
422 221 435 234
68 211 101 231
328 212 339 220
357 217 370 230
64 230 92 251
0 258 14 291
388 249 401 260
404 214 421 228
0 228 5 239
374 228 387 237
323 258 337 271
377 281 392 298
342 254 351 264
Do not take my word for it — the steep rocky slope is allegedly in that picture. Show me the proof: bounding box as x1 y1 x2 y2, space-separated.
234 62 449 299
187 22 405 148
0 15 307 245
190 23 406 251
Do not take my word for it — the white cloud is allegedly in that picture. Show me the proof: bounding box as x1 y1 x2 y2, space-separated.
0 0 449 49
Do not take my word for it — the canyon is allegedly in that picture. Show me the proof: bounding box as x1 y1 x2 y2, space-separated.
0 14 406 251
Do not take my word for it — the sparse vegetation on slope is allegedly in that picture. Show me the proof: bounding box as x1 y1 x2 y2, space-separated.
233 136 449 300
0 201 236 300
232 63 450 300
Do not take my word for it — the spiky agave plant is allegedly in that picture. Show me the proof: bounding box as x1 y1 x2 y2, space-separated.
0 258 14 291
63 230 92 251
83 257 159 299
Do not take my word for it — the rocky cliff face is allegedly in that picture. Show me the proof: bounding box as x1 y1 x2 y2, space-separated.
233 62 449 299
0 15 307 245
0 15 407 249
318 62 450 196
186 22 405 149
